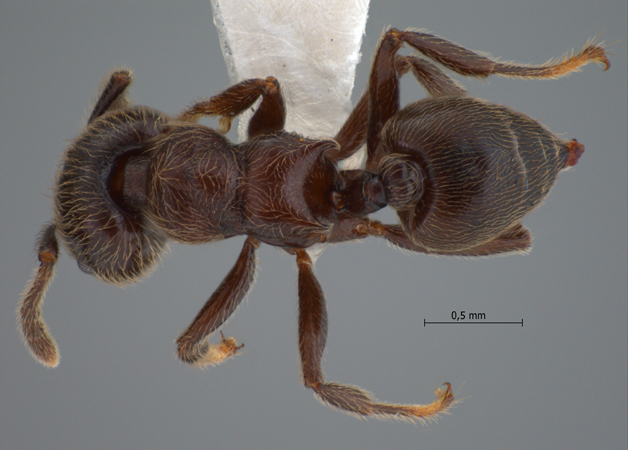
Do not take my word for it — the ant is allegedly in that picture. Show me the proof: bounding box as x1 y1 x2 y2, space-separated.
19 28 609 422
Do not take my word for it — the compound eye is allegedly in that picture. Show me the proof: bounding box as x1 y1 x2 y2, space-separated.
379 155 424 210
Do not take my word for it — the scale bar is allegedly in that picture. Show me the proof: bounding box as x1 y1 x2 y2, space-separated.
424 319 523 326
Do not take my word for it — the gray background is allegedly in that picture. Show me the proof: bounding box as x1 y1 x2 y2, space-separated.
1 1 626 449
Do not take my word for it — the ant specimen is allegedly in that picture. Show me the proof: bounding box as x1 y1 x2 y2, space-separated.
19 28 609 422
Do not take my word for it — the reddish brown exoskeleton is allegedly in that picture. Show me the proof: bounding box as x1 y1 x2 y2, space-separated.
19 28 609 422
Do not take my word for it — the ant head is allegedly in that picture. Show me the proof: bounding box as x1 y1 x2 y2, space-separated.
54 106 169 285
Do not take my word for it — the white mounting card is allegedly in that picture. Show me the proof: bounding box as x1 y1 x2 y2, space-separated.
210 0 370 143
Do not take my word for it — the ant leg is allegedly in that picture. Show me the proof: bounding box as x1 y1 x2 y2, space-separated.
246 76 286 139
330 91 368 163
342 27 608 169
334 53 416 161
394 28 609 79
326 216 372 244
18 223 60 367
176 237 260 368
366 221 531 256
87 70 132 124
296 249 455 422
398 55 467 97
177 77 285 137
331 53 461 163
296 249 327 396
365 30 404 172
